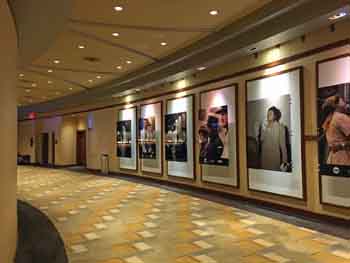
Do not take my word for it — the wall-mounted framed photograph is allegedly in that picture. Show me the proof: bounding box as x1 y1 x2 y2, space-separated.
117 107 137 170
165 95 194 179
246 67 305 199
199 84 239 187
139 102 163 175
317 55 350 208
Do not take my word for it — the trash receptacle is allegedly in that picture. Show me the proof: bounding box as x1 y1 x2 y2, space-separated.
101 154 109 175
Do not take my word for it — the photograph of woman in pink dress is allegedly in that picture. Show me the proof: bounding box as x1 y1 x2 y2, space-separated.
321 95 350 166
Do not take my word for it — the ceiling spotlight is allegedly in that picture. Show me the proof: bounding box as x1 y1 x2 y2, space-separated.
329 12 347 20
48 69 53 73
25 89 31 93
114 6 123 11
69 87 73 90
116 65 122 70
126 60 132 64
31 83 37 87
19 73 24 78
197 66 206 71
48 80 53 84
88 79 93 83
78 44 86 49
160 42 168 46
112 32 120 37
53 59 60 64
209 10 219 16
96 75 102 79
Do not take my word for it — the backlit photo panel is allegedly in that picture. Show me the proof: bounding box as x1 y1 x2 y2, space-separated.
199 85 238 186
117 107 137 170
246 68 304 199
317 56 350 207
139 102 162 174
166 96 194 179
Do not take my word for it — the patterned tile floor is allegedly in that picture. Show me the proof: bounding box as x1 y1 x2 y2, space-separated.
17 166 350 263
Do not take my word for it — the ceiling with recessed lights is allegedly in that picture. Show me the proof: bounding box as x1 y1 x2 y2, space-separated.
17 0 273 106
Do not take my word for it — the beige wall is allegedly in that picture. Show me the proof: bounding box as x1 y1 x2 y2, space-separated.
18 115 85 166
0 1 18 262
18 120 35 162
18 20 350 220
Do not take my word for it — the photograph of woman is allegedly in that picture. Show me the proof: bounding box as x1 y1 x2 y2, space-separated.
247 94 292 173
258 106 291 172
319 93 350 166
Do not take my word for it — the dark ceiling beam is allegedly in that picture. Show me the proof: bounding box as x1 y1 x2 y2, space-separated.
69 29 159 62
29 64 118 76
24 69 89 90
69 18 216 33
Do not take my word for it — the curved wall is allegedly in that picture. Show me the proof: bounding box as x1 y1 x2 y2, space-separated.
0 1 18 262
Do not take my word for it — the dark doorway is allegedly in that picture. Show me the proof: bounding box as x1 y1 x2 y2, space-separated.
41 133 49 165
51 133 55 166
76 131 87 166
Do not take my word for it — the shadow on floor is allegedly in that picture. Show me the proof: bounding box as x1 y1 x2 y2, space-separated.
15 200 68 263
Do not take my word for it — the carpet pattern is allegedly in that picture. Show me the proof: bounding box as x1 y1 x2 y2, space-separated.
17 166 350 263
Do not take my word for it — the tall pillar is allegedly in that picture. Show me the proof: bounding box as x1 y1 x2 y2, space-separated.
0 1 18 262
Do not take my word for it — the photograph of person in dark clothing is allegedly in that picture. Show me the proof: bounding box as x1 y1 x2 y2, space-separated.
116 120 132 158
198 105 229 166
165 112 187 162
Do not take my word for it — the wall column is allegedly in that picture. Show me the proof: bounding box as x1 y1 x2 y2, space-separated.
0 1 18 262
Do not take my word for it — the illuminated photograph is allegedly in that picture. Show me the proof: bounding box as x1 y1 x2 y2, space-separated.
247 95 292 172
198 105 229 166
165 112 187 162
116 120 132 158
139 117 156 159
318 83 350 176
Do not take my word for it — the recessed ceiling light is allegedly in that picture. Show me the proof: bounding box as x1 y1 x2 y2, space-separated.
78 44 86 49
19 73 24 78
160 42 168 46
197 66 206 71
48 69 53 73
114 6 123 11
53 59 60 64
31 83 37 87
48 80 53 84
112 32 120 37
116 65 123 70
69 87 73 90
209 10 219 16
96 75 102 79
329 12 347 20
25 89 31 93
88 79 93 83
126 60 132 64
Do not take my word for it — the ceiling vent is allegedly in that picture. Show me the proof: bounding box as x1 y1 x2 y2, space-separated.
83 56 101 63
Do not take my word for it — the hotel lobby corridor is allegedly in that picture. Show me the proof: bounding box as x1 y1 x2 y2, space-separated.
17 166 349 263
